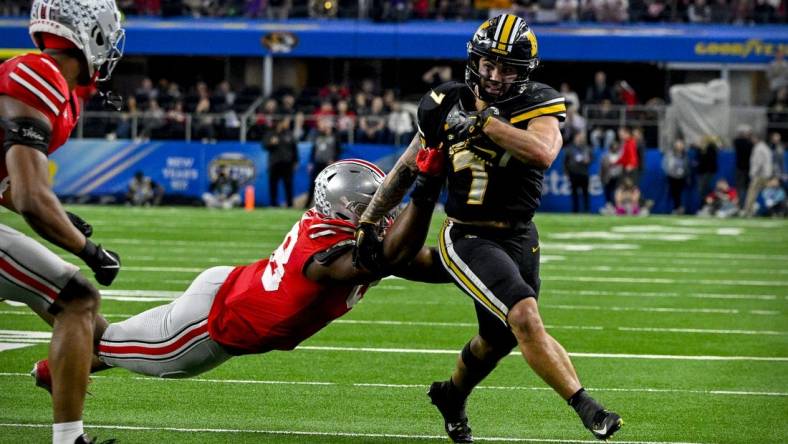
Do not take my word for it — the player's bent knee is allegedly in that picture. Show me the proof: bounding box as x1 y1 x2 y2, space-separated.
51 274 100 316
507 297 545 341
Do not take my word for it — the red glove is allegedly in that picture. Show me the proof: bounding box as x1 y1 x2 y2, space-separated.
415 144 446 177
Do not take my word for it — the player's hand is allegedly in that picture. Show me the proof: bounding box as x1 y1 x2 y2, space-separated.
446 107 501 143
77 240 121 286
416 143 446 177
353 222 384 272
66 211 93 238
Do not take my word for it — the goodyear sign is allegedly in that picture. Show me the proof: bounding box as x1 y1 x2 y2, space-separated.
695 39 788 59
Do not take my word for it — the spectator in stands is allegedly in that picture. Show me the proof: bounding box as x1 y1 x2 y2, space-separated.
687 0 712 22
708 0 731 22
698 178 739 218
256 97 280 132
561 104 587 144
734 125 754 207
312 100 336 130
164 100 188 139
422 65 453 90
264 117 299 208
760 176 786 217
600 141 624 213
436 0 471 20
632 126 647 180
563 132 593 213
127 171 163 206
560 82 580 112
643 0 669 21
693 135 719 199
589 99 618 149
556 0 580 20
141 98 166 139
613 80 637 107
116 95 139 139
769 132 786 183
319 83 350 103
266 0 292 19
617 126 639 180
753 0 780 23
356 96 389 144
135 77 159 104
585 71 613 104
767 86 788 141
768 49 788 97
387 99 415 145
614 177 641 215
743 134 774 216
594 0 629 22
353 92 369 115
305 118 341 208
334 99 356 143
202 167 241 209
662 138 689 214
192 82 216 142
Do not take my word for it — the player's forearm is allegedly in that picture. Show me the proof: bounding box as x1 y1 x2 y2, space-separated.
381 200 434 267
359 136 420 224
483 118 561 169
393 247 451 283
16 189 86 254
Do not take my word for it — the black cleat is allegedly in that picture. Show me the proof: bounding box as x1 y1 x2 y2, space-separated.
588 410 623 440
427 381 473 443
75 434 117 444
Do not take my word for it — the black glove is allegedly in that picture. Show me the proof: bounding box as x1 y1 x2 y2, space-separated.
66 211 92 238
77 240 120 286
352 221 385 273
445 106 501 143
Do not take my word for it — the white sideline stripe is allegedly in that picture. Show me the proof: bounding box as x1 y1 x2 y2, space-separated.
542 304 779 316
545 264 788 276
552 289 779 301
296 345 788 362
1 330 786 361
0 423 709 444
92 288 780 302
1 315 785 337
2 373 786 397
549 276 788 287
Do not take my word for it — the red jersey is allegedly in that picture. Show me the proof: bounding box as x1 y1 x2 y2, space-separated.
208 210 370 354
617 137 639 170
0 53 80 185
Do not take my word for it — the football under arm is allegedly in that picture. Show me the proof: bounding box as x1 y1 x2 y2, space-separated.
0 96 87 254
358 134 421 225
482 115 563 169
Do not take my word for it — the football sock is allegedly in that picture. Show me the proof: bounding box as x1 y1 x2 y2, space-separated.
568 388 605 427
53 420 83 444
455 341 500 395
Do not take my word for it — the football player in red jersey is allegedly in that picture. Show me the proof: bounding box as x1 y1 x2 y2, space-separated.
0 1 124 442
32 158 447 394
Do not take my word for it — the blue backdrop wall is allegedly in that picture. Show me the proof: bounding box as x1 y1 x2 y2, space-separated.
51 140 766 213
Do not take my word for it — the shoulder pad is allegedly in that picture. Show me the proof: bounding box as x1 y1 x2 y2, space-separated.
507 82 566 126
417 81 465 148
0 54 69 119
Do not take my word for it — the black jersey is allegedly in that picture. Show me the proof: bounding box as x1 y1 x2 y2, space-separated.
417 81 565 223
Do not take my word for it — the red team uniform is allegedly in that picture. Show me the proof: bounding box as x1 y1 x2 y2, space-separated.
0 53 80 188
209 209 370 353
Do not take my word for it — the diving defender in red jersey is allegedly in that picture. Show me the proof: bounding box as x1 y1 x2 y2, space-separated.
34 158 447 391
0 1 124 443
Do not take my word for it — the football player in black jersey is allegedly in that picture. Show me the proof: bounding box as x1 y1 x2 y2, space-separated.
353 14 622 443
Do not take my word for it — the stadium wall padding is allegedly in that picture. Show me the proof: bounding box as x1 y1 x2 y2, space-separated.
1 19 786 63
50 140 782 214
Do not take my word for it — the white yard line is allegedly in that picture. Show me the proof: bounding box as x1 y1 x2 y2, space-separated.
550 289 779 301
0 423 712 444
1 373 784 398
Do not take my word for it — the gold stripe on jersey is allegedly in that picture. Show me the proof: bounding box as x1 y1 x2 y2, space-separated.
497 15 516 51
510 103 567 124
438 220 508 322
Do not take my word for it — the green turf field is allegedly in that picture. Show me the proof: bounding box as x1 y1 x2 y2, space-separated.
0 206 786 444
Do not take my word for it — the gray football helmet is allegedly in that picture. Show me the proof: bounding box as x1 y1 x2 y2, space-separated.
313 159 394 230
29 0 125 81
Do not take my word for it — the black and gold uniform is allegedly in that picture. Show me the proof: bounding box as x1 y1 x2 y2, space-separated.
415 22 565 344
